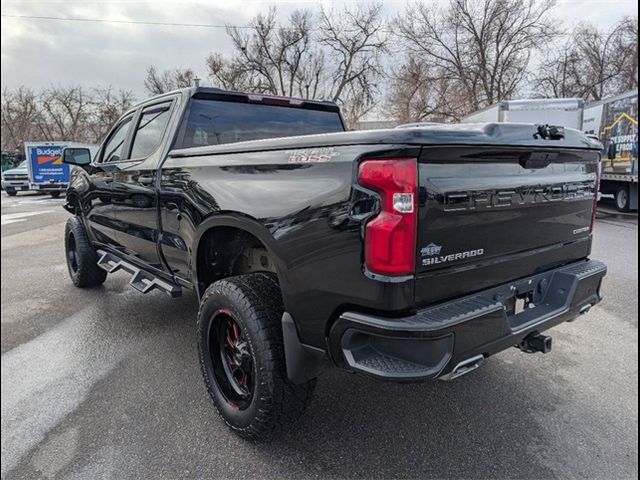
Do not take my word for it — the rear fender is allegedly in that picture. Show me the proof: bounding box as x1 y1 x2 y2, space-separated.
191 213 288 297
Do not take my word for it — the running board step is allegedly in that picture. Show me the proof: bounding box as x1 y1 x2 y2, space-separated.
96 249 181 297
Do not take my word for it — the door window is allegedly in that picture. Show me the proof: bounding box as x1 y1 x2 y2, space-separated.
130 103 172 159
102 115 133 162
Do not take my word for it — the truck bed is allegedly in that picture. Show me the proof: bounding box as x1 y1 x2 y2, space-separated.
169 122 601 157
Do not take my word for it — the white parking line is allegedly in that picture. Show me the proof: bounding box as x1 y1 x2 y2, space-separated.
1 194 65 206
1 211 53 225
1 306 132 476
16 198 65 206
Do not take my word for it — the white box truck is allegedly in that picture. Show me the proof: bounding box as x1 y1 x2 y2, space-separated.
461 98 584 128
24 142 97 198
583 90 638 212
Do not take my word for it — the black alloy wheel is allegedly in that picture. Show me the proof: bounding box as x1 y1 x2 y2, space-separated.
64 216 108 287
66 231 79 274
197 273 316 440
210 309 255 410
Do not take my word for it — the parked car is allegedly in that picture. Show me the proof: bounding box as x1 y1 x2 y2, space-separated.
61 87 607 440
1 160 30 196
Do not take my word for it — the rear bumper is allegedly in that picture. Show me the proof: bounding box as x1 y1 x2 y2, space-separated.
329 259 607 381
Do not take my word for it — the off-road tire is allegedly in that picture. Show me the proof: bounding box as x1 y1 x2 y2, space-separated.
50 191 61 198
5 189 17 196
197 272 316 440
64 216 107 287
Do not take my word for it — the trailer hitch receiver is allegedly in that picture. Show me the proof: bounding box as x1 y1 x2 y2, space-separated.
518 332 552 354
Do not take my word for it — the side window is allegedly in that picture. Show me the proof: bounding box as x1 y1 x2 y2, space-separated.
102 115 133 163
130 102 172 159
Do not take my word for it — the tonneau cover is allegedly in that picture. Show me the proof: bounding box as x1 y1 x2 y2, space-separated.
168 123 602 158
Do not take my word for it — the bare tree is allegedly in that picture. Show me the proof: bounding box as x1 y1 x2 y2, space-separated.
534 17 638 101
318 3 387 124
533 48 583 98
88 87 136 140
206 4 387 125
573 23 624 100
385 55 463 123
294 50 326 100
393 0 558 118
613 16 638 93
206 52 251 92
208 8 314 96
144 65 197 95
1 85 136 149
35 86 93 141
1 87 40 151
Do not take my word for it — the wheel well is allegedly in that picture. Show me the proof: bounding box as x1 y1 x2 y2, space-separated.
64 192 80 215
196 226 277 295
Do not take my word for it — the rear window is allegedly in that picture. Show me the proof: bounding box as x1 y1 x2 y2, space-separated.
176 99 344 148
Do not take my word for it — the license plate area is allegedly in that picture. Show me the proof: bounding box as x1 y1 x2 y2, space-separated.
502 274 566 331
515 295 528 315
504 282 543 317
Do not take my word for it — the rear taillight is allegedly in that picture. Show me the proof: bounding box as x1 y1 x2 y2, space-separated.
358 158 418 277
590 161 601 232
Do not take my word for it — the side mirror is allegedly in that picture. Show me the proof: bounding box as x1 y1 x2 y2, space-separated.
63 147 92 166
607 142 617 160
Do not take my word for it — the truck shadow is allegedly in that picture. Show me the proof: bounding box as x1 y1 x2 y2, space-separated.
89 283 567 478
260 363 562 479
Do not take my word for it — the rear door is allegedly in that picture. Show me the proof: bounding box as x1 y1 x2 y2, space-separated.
415 146 599 306
110 99 175 271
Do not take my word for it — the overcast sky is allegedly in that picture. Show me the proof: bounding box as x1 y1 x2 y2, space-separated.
1 0 638 99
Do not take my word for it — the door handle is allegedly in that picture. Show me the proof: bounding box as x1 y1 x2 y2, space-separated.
164 201 183 222
138 175 154 186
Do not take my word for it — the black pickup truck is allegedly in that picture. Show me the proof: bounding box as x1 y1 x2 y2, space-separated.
62 87 607 439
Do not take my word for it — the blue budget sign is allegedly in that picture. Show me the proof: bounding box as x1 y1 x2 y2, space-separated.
30 145 69 184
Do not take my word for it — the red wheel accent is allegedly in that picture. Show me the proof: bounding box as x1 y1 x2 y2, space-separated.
208 309 255 409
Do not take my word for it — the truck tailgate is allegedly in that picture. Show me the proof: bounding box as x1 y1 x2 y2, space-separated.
415 145 599 306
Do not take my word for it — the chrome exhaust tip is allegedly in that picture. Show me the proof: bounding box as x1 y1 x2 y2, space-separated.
439 354 485 381
579 303 593 315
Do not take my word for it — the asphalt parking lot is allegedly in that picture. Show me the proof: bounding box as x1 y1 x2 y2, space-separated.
1 191 638 479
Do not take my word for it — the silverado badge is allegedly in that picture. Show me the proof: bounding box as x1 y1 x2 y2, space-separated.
421 243 442 256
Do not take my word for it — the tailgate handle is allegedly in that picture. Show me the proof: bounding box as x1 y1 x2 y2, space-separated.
534 124 565 140
519 152 558 169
